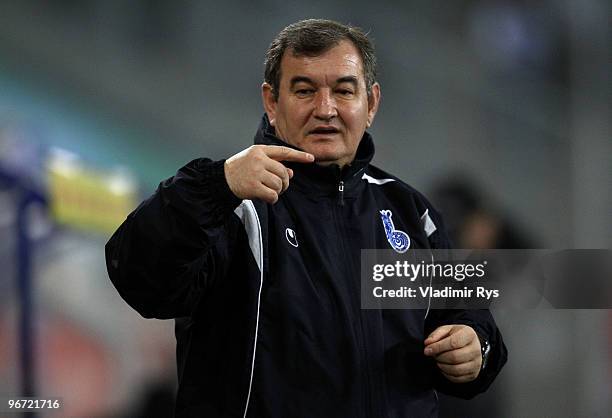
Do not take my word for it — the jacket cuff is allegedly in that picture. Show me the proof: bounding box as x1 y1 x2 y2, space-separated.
201 158 242 208
160 158 242 227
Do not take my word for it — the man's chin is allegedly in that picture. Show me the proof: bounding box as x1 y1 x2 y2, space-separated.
310 152 352 167
313 159 337 167
300 143 354 167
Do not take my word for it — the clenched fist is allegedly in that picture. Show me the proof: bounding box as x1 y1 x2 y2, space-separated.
424 324 482 383
224 145 314 204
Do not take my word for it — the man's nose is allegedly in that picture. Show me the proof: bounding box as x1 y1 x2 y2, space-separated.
313 89 337 120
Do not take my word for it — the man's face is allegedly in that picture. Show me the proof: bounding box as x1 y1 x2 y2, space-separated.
262 40 380 167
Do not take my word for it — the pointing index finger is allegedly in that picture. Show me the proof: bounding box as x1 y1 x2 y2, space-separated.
264 146 315 163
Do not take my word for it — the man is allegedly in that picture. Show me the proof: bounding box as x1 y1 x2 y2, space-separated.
106 19 507 418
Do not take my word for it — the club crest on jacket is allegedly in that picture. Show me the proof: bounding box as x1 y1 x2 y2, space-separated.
379 209 410 253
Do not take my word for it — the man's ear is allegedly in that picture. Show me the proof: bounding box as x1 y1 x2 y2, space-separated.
366 82 381 128
261 82 277 126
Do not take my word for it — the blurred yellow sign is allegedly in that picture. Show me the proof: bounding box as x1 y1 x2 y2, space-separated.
47 149 137 234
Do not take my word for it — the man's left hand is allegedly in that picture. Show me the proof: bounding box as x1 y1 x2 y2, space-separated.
423 325 482 383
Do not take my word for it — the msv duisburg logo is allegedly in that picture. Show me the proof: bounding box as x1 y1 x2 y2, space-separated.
379 209 410 253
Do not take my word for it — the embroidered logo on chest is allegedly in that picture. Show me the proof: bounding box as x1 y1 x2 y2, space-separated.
285 228 299 247
379 209 410 253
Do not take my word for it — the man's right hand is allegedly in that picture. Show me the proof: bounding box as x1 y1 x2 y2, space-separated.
224 145 315 204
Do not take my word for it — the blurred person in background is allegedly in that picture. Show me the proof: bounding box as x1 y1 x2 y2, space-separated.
431 177 536 250
105 19 507 418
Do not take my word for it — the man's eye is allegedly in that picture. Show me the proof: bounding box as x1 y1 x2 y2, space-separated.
337 89 354 96
295 89 314 96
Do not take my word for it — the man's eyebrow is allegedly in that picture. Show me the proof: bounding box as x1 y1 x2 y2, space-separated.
289 75 360 88
289 76 314 87
336 76 359 85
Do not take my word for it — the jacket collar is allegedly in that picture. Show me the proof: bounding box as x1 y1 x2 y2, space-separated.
253 114 375 194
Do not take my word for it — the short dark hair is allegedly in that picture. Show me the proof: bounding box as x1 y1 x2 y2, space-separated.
264 19 377 101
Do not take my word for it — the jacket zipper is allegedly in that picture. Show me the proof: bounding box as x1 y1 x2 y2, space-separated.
331 186 374 418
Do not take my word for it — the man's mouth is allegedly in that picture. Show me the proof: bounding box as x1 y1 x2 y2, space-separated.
309 126 340 135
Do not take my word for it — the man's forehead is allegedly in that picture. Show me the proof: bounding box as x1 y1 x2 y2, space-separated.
279 40 365 83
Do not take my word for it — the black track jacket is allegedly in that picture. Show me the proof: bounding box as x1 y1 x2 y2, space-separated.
105 116 507 418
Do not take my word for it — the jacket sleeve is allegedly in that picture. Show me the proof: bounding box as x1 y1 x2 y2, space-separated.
424 206 508 399
105 158 242 319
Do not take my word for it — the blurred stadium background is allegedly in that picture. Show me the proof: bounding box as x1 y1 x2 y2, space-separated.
0 1 610 417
